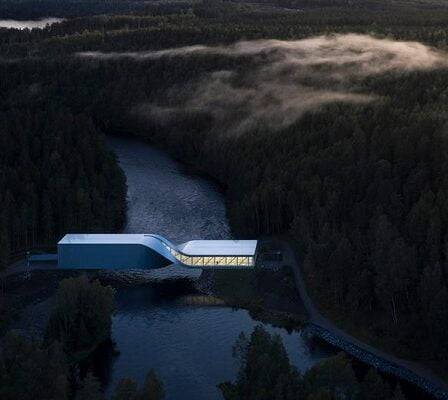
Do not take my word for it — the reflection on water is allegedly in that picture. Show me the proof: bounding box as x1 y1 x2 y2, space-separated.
12 136 335 400
109 135 233 280
105 136 334 399
110 136 231 243
99 285 334 400
0 18 64 29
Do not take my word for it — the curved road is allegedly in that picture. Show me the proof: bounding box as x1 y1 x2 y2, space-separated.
281 239 448 399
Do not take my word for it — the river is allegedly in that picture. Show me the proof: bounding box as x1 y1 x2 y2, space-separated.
103 136 334 399
10 135 335 399
0 18 63 30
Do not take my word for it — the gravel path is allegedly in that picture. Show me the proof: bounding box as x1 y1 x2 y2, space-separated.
282 239 448 399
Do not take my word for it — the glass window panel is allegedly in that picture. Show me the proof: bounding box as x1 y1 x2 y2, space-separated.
215 257 225 265
204 257 214 265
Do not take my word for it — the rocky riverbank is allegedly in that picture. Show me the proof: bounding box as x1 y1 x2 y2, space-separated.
305 324 448 400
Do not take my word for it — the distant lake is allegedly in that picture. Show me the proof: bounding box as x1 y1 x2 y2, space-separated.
0 18 63 30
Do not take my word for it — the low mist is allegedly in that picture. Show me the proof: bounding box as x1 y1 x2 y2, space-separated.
79 34 448 134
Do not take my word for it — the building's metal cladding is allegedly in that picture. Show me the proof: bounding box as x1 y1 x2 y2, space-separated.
57 234 257 270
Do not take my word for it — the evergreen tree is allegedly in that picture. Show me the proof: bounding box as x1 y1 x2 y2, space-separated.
113 377 139 400
303 353 358 400
391 383 406 400
45 275 115 357
221 325 303 400
359 369 391 400
0 332 69 400
307 388 332 400
75 373 105 400
0 228 10 270
141 370 165 400
0 109 127 270
0 0 448 373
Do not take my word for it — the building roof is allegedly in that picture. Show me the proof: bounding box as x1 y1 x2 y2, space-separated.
58 234 257 256
58 234 151 245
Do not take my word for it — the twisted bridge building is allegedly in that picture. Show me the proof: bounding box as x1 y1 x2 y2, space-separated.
57 234 258 270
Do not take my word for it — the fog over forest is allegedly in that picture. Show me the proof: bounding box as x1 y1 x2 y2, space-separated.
2 2 448 399
80 34 448 134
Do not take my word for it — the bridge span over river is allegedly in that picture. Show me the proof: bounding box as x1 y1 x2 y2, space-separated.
5 236 448 399
56 234 258 270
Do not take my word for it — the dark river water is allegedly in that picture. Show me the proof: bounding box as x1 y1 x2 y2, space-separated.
11 136 334 399
105 136 334 399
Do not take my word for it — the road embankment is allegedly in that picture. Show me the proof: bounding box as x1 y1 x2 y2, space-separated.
282 239 448 400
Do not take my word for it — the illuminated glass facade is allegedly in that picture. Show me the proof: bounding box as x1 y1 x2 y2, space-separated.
160 242 254 267
58 234 257 270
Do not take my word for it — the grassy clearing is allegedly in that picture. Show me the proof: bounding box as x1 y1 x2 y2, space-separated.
213 268 307 330
213 269 259 307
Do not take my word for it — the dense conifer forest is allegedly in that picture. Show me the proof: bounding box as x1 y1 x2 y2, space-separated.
0 108 126 267
220 325 407 400
1 0 448 386
0 0 144 19
0 275 167 399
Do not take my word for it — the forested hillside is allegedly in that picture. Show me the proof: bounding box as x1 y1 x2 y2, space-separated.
0 0 144 19
0 108 127 267
1 0 447 379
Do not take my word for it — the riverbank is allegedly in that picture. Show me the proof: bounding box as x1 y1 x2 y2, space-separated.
209 234 448 398
137 131 448 398
282 238 448 400
1 135 334 400
115 133 448 398
4 260 444 399
320 305 448 384
0 263 306 339
209 266 308 330
0 268 78 335
3 134 446 399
